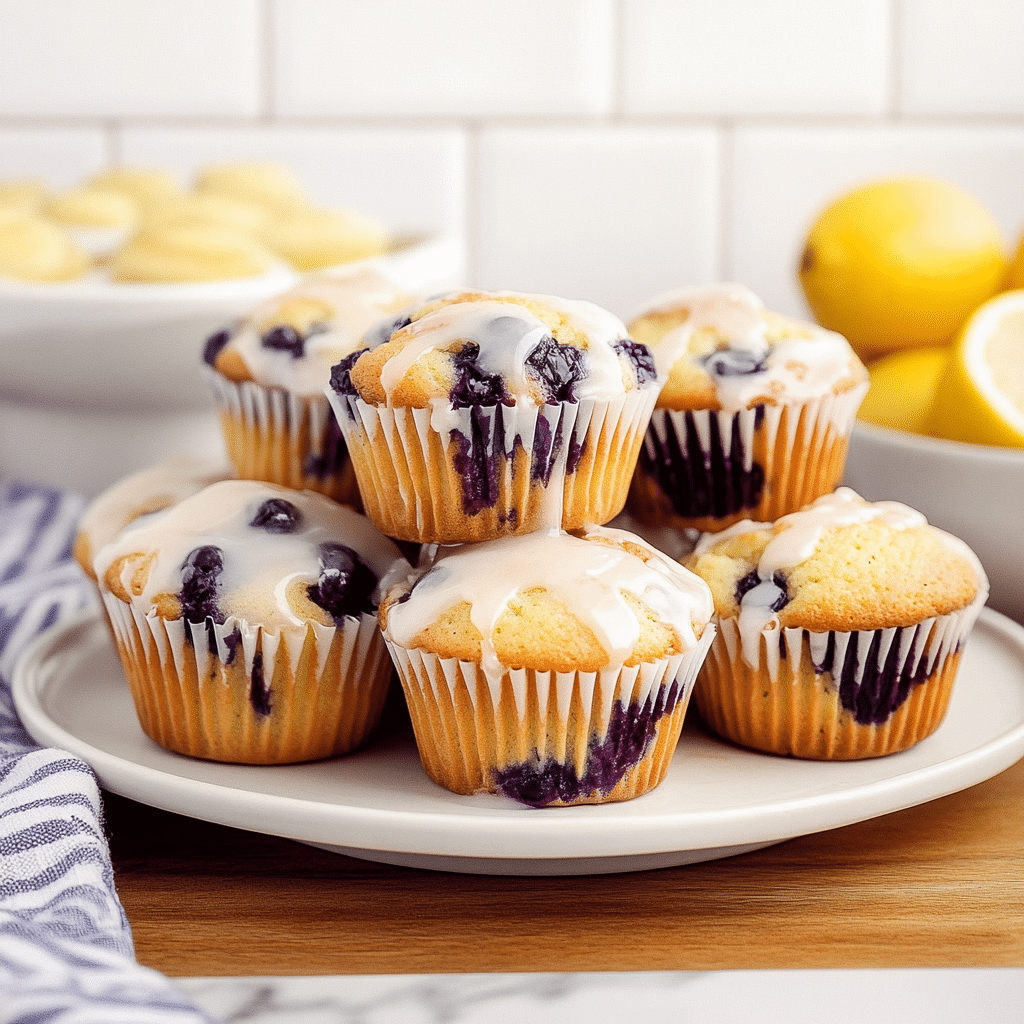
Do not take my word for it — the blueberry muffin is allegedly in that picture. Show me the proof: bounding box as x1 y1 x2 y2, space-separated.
627 283 868 533
379 525 715 806
204 268 417 505
326 289 663 543
94 479 408 764
687 487 988 759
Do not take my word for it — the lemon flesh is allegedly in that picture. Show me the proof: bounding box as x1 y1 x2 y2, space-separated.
799 176 1007 361
928 289 1024 448
857 346 950 434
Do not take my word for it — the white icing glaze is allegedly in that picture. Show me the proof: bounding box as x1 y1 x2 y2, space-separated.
94 479 406 629
384 528 713 681
223 268 413 396
632 282 863 412
376 291 644 409
77 454 233 556
694 487 987 668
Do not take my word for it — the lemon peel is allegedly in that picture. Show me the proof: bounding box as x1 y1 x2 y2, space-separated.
799 176 1007 361
927 288 1024 449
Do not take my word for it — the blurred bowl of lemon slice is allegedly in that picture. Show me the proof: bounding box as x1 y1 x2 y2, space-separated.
799 175 1024 624
0 162 464 494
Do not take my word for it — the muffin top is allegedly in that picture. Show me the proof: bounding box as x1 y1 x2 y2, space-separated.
74 455 234 580
380 525 713 678
95 479 407 631
688 487 986 646
629 282 867 412
329 290 660 414
204 268 415 396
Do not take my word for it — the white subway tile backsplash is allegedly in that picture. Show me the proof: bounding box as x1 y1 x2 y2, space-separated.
273 0 614 118
119 127 467 238
730 126 1024 320
475 128 720 318
0 129 109 187
0 0 261 118
899 0 1024 115
621 0 890 116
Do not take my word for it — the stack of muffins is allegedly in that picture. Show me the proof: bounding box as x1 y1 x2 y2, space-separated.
622 281 988 760
324 289 717 806
80 269 989 812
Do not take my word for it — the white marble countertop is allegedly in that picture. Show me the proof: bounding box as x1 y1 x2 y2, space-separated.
174 970 1024 1024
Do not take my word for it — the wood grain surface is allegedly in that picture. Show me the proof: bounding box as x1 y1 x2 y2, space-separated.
105 753 1024 977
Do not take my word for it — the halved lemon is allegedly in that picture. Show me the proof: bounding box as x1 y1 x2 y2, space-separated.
927 289 1024 448
857 345 950 435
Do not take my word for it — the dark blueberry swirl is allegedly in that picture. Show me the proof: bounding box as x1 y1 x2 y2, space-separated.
306 542 378 622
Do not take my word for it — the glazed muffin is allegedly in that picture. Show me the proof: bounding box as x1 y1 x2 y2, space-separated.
109 222 278 283
627 283 868 533
326 289 663 544
94 479 407 764
204 268 417 505
687 487 988 760
73 454 234 583
379 525 715 806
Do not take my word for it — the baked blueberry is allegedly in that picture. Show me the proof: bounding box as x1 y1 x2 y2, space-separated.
524 334 587 403
613 339 658 386
203 328 232 367
307 542 378 621
450 342 507 409
179 544 224 625
250 497 303 534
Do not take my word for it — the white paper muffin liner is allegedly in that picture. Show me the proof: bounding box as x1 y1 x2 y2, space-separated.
629 382 869 530
695 588 986 760
326 385 659 543
384 624 715 804
207 368 359 505
103 593 392 764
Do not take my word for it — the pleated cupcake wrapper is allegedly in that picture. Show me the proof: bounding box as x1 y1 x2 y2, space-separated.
696 590 986 759
206 368 358 505
326 386 658 542
384 625 714 802
631 382 868 529
103 593 391 763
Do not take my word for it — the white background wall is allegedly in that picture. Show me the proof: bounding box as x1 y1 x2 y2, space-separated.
2 0 1024 323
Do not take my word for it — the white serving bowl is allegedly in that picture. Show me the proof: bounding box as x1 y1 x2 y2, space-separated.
0 233 464 495
843 421 1024 625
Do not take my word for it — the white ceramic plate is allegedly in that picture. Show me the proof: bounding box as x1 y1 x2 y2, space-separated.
14 607 1024 876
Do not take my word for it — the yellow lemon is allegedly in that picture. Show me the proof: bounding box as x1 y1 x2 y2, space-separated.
799 176 1007 361
1006 231 1024 290
857 345 950 435
927 288 1024 448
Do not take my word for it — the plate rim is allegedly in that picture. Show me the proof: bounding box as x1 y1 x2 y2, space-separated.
12 606 1024 865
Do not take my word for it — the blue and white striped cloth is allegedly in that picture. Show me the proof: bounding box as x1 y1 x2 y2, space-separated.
0 481 214 1023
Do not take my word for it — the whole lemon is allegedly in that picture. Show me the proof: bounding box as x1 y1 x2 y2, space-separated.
1006 231 1024 290
857 345 950 435
798 176 1007 361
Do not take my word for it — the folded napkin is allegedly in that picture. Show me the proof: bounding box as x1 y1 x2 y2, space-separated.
0 480 213 1023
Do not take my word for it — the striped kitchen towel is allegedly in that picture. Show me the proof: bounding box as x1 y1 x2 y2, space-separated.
0 480 213 1023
